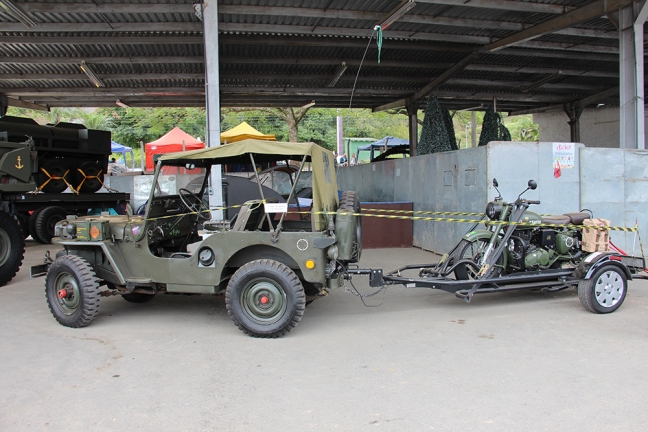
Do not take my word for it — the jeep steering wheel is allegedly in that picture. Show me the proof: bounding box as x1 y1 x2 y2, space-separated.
178 188 211 222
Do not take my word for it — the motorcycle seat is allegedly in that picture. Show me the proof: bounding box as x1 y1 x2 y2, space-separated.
541 215 571 225
564 212 590 225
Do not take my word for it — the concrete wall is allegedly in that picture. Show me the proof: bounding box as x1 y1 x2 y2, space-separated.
534 106 648 148
337 142 644 254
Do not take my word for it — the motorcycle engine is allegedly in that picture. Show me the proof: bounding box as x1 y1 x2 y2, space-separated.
524 245 551 269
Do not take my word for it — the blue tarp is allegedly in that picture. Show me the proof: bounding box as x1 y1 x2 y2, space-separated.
111 141 135 169
356 136 409 161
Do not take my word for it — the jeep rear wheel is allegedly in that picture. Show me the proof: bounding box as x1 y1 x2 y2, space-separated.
45 255 100 328
226 259 305 338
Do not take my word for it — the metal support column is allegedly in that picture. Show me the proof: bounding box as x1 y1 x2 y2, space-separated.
564 103 584 142
202 0 223 219
471 111 477 147
619 3 647 149
406 99 419 156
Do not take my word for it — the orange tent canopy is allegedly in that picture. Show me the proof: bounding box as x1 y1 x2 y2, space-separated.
145 127 205 170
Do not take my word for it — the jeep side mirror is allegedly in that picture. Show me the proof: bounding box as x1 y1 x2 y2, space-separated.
492 178 498 187
528 180 537 190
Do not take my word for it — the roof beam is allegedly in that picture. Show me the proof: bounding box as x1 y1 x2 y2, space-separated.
5 96 48 111
0 55 618 77
0 72 607 92
509 86 620 115
413 0 575 14
374 0 629 111
0 21 622 53
21 2 193 13
482 0 633 52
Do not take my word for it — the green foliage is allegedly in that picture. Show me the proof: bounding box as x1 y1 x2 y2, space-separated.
478 108 511 146
418 96 456 155
98 107 206 149
503 114 539 141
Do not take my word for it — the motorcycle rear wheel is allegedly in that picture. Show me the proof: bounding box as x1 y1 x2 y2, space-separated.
453 238 504 280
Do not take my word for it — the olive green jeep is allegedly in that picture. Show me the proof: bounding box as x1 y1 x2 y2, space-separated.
35 139 362 338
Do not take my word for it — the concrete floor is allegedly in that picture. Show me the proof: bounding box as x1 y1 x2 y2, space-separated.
2 240 648 431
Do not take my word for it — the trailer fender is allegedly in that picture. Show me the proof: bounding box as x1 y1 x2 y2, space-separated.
576 252 633 281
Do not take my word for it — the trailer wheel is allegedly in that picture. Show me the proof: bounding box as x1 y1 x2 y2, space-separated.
75 161 104 193
122 293 156 303
578 264 627 314
45 255 100 328
453 238 503 280
38 159 70 193
226 259 305 338
35 206 67 244
0 212 25 287
339 190 363 263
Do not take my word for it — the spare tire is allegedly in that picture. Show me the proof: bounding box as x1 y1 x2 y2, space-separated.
335 191 362 263
38 159 70 193
74 161 104 193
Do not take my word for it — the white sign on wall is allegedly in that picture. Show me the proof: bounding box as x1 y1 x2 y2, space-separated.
552 142 575 168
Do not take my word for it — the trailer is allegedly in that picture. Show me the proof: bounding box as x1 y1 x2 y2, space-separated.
349 250 646 314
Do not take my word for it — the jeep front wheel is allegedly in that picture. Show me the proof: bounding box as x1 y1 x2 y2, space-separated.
225 259 305 338
45 255 100 328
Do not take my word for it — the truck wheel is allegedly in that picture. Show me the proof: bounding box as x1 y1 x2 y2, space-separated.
75 161 104 193
0 212 25 287
38 159 70 193
28 208 46 243
122 293 155 303
35 206 67 244
45 255 100 327
453 238 503 280
578 264 627 314
226 259 305 338
339 190 363 262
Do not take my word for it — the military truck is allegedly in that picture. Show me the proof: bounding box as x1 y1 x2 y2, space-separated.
36 139 362 338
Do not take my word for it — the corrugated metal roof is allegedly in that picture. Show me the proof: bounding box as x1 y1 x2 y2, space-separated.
0 0 634 113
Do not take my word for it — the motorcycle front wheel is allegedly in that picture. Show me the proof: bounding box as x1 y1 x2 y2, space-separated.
453 238 504 280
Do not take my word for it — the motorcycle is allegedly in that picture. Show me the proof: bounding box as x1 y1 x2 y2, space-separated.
452 178 591 280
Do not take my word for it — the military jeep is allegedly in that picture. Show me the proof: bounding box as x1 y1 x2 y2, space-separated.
37 139 362 338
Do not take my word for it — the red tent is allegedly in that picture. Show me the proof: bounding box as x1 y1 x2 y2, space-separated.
145 127 205 171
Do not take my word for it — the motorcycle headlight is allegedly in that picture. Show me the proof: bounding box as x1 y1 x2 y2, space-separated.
485 201 502 220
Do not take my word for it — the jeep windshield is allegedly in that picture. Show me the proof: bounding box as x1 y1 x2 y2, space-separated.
158 139 338 230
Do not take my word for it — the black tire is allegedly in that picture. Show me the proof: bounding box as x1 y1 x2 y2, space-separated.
45 255 100 328
453 238 503 280
38 159 70 193
122 293 155 303
226 259 305 338
28 207 46 243
339 190 362 262
578 264 627 314
35 206 67 244
0 212 25 287
16 213 29 240
74 161 104 193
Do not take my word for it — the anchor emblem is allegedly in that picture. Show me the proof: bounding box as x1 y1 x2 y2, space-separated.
15 156 24 169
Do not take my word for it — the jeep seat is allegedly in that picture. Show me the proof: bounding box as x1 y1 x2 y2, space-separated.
231 200 265 231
